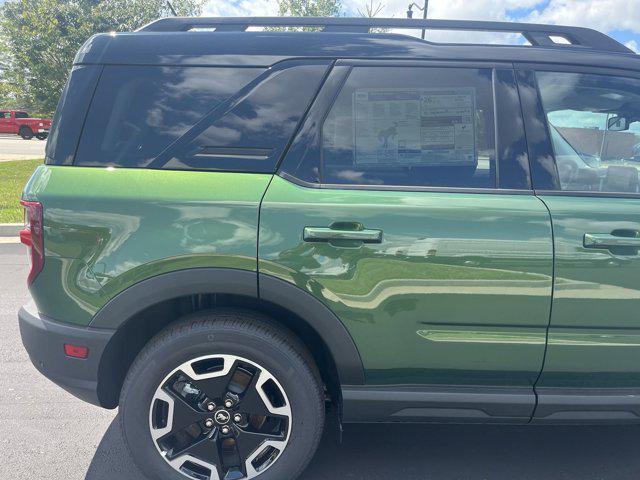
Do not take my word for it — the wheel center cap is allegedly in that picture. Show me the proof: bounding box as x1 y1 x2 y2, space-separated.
215 409 231 425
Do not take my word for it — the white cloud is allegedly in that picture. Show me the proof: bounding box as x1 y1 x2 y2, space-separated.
524 0 640 33
202 0 278 17
626 40 639 53
201 0 640 42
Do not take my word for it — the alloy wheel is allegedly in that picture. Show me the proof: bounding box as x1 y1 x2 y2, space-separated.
149 354 292 480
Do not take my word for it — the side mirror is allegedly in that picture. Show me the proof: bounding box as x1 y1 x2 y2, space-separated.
607 115 628 131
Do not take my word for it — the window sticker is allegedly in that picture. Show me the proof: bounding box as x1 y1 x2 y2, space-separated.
353 88 477 166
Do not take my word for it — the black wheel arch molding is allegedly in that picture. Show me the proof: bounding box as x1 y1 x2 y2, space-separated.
90 268 259 329
90 267 364 407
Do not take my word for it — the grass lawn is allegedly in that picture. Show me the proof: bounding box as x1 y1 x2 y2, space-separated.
0 159 43 223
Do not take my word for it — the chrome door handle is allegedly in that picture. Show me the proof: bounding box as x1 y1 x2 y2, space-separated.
303 226 382 243
584 233 640 249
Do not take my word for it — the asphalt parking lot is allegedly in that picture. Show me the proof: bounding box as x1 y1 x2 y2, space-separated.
2 241 640 479
0 134 46 161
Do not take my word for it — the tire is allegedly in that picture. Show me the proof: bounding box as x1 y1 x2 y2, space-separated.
120 310 325 480
19 126 33 140
36 133 47 140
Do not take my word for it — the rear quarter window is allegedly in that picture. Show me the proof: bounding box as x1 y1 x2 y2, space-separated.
46 65 101 165
74 61 330 172
75 66 263 168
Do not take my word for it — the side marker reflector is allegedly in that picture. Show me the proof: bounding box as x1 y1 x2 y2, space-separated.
64 344 89 359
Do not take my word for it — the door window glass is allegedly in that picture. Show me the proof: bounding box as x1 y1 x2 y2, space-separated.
537 71 640 193
321 67 496 188
14 111 29 118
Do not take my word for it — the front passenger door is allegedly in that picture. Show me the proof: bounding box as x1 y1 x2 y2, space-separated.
260 62 554 423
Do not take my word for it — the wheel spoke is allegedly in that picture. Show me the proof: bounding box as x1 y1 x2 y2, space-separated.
175 435 222 467
236 373 272 417
217 435 243 478
183 359 242 404
163 386 205 434
235 429 284 461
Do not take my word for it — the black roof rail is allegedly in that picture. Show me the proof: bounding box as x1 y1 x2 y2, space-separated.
137 17 634 54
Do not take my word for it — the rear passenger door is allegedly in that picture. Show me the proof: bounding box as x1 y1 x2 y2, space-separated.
260 61 554 422
519 67 640 421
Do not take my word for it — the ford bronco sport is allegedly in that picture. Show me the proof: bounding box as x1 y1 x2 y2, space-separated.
18 16 640 480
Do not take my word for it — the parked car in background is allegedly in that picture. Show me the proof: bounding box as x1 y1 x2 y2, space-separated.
0 110 51 139
17 16 640 480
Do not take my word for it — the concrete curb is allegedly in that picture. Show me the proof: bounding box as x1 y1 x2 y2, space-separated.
0 223 22 237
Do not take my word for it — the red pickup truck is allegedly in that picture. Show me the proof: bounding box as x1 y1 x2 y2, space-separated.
0 110 52 140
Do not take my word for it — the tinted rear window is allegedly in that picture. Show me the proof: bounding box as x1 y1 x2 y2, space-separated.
75 66 263 168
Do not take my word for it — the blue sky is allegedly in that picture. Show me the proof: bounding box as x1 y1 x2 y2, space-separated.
0 0 635 50
202 0 640 52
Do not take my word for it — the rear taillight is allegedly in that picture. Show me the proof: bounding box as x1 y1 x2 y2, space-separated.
19 200 44 285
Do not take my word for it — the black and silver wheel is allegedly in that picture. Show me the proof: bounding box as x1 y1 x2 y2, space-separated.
35 132 48 140
150 353 292 479
120 311 325 480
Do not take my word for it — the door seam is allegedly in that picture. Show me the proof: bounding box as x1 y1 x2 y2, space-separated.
529 193 555 423
256 174 276 298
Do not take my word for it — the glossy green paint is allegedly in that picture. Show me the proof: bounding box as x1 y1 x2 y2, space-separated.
259 175 554 386
27 165 639 390
537 195 640 388
22 165 272 326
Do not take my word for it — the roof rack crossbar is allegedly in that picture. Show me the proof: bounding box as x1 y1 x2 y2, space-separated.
138 17 633 54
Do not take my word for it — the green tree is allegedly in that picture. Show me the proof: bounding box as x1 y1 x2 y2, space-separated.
276 0 342 18
0 0 203 115
0 34 19 109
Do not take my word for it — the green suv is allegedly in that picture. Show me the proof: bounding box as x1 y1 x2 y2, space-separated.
18 16 640 480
